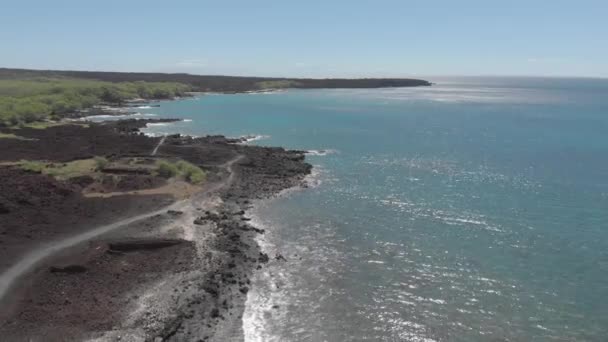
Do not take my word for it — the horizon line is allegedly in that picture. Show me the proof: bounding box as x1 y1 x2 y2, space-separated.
2 66 607 81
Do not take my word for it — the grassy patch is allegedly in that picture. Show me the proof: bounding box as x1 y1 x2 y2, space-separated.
176 160 206 184
16 158 98 179
12 121 88 129
157 160 179 178
156 159 206 184
20 160 46 173
0 132 32 140
94 156 109 170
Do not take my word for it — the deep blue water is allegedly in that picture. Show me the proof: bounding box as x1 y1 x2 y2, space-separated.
141 77 608 341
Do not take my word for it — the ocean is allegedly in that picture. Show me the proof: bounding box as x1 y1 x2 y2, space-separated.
141 77 608 342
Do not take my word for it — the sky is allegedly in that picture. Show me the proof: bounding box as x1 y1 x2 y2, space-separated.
1 0 607 78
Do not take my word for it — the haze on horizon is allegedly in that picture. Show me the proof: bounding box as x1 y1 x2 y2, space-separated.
2 0 607 79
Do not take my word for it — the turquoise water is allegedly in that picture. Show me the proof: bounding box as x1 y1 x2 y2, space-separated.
142 78 608 341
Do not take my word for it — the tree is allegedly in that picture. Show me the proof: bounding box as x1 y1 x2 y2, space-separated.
100 86 124 104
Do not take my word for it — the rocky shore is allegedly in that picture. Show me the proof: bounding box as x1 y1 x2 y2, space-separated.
0 118 311 341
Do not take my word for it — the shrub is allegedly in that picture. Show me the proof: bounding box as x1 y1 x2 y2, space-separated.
19 160 46 173
187 169 206 184
94 156 109 170
176 160 206 184
176 160 207 184
156 159 206 183
157 160 179 178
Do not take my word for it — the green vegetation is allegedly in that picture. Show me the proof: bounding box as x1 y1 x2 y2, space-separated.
176 160 206 184
17 157 205 184
0 132 31 140
17 158 98 179
94 156 109 170
12 121 89 130
255 80 301 89
0 68 432 93
19 160 46 173
0 69 430 126
0 78 192 126
156 159 206 184
156 160 179 178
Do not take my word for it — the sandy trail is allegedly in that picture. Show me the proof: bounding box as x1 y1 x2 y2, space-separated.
0 155 243 301
151 134 167 156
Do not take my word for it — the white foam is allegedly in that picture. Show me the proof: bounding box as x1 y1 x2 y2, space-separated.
242 207 287 342
536 324 551 331
146 122 170 127
78 112 157 121
242 165 326 341
239 134 271 143
305 149 338 156
303 165 325 189
367 260 385 264
245 89 287 95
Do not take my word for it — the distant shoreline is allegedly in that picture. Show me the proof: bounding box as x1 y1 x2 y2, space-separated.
0 67 432 93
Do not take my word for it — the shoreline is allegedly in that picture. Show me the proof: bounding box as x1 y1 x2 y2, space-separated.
241 166 323 341
0 117 312 341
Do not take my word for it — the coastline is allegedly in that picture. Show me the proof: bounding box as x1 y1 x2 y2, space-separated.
0 117 312 341
241 166 322 341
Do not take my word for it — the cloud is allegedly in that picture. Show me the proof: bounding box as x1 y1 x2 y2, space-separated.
176 59 208 67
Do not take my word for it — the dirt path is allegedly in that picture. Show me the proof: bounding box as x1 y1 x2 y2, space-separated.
151 134 167 156
84 180 201 199
0 155 244 301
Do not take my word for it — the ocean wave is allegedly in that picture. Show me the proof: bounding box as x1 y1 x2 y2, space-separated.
243 194 346 341
367 260 385 264
243 204 295 342
363 155 538 190
378 196 504 233
439 216 503 232
305 149 338 156
303 165 326 188
239 135 271 143
245 89 287 95
78 112 158 121
78 114 118 120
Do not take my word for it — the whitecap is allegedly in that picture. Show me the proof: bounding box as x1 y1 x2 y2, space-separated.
239 134 271 143
305 149 338 156
78 112 159 122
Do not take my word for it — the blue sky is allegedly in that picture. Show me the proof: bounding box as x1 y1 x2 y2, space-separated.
2 0 607 78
